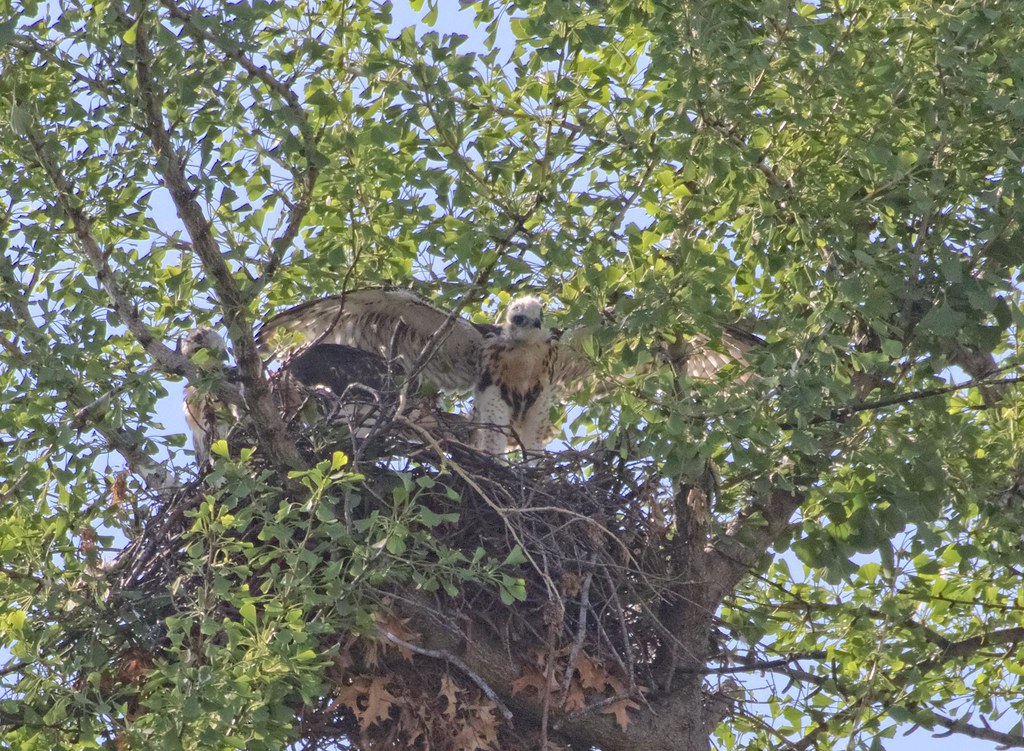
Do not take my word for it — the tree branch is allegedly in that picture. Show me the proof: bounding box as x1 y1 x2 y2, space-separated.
128 6 302 469
921 626 1024 671
705 487 805 607
157 0 321 286
22 131 200 384
0 255 175 490
927 710 1024 747
375 624 513 720
675 651 828 675
758 621 1024 747
827 373 1022 423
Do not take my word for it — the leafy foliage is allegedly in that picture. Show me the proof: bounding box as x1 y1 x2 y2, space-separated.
1 0 1023 749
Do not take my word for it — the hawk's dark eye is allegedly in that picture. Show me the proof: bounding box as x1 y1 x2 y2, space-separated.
512 314 527 326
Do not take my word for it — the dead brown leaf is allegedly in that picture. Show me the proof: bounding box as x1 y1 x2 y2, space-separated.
575 653 607 692
599 697 641 730
375 613 420 661
362 676 398 728
511 668 554 697
440 673 462 719
562 680 586 713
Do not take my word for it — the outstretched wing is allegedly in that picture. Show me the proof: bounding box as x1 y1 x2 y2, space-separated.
257 288 491 391
668 325 764 379
548 326 596 390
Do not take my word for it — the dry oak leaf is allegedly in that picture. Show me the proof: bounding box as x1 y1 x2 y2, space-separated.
111 471 128 508
575 653 638 697
453 722 494 751
563 680 587 713
397 702 426 741
574 653 610 692
334 676 372 711
334 675 398 730
362 676 399 728
511 668 555 697
440 673 462 719
600 697 642 730
375 613 420 661
464 701 501 746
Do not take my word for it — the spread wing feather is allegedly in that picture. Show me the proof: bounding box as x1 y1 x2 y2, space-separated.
257 288 490 391
548 326 596 389
670 325 764 380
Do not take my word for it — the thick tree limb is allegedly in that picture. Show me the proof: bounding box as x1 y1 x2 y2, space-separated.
651 483 715 699
129 9 302 469
921 625 1024 670
705 487 805 607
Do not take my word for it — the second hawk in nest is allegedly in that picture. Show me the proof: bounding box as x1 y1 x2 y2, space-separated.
257 289 593 456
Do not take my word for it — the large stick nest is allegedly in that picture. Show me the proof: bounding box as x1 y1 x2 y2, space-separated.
103 391 708 750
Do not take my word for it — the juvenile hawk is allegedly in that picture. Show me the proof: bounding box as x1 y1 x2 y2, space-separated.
181 327 237 466
256 288 593 456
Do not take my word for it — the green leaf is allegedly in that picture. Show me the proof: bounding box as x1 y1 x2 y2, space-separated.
122 19 140 44
917 303 965 338
10 104 32 136
499 575 527 605
5 2 1024 746
510 17 529 39
502 545 527 567
417 505 458 528
385 534 407 555
0 19 17 48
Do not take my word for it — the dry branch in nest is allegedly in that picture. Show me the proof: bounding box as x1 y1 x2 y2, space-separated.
102 390 720 750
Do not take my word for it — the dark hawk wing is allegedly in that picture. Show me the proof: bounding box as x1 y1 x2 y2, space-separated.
257 288 497 391
273 342 392 415
273 342 475 444
286 343 391 394
273 343 395 437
